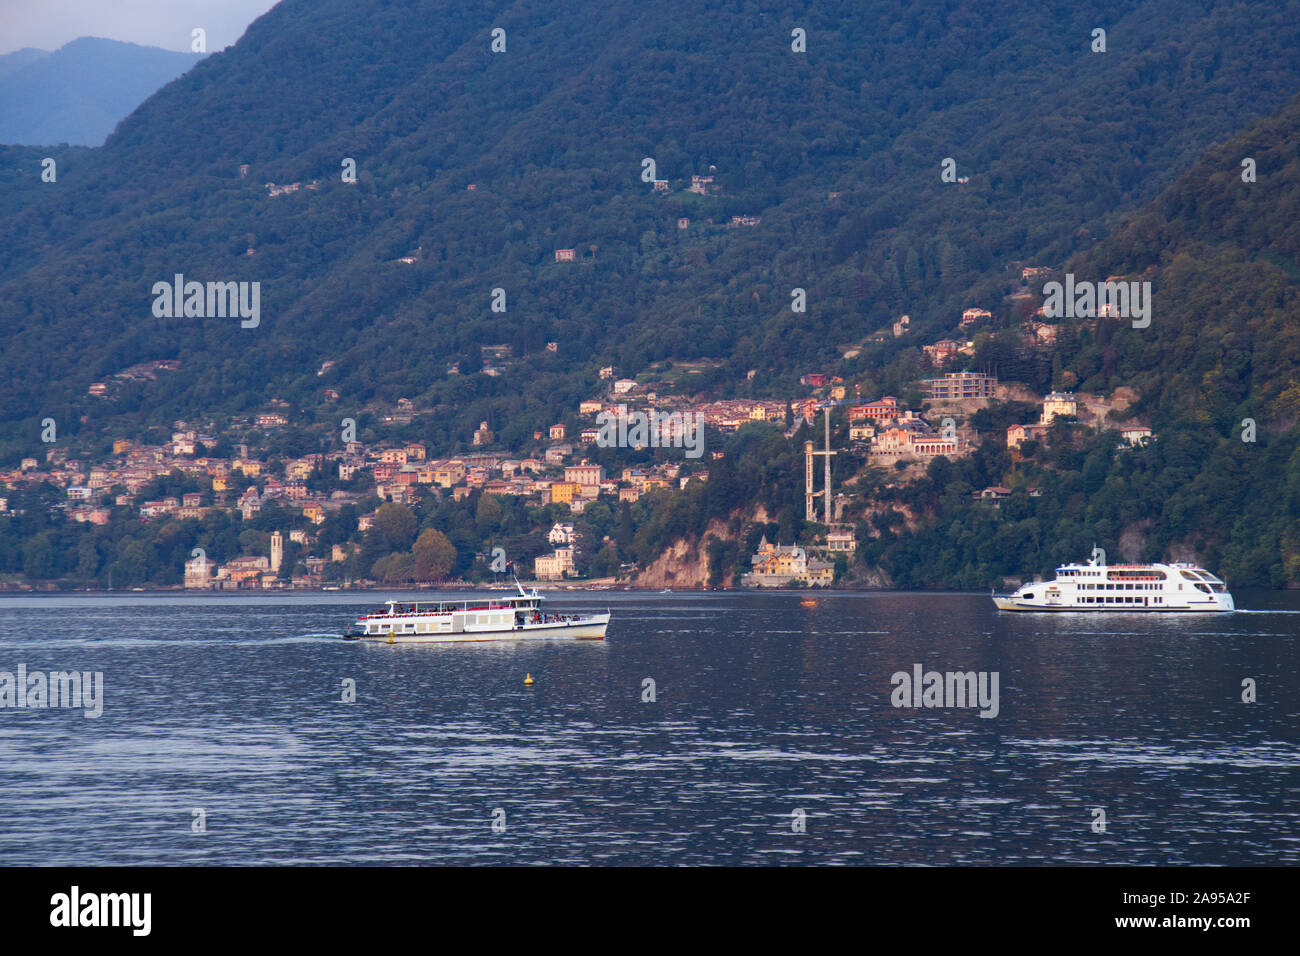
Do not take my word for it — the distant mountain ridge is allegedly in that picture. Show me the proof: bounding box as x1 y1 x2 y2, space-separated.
0 48 51 82
0 37 203 146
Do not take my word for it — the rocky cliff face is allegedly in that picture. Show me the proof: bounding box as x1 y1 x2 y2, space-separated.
632 518 733 589
1117 521 1152 563
841 563 894 589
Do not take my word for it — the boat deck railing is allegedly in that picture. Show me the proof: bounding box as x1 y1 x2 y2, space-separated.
359 601 531 620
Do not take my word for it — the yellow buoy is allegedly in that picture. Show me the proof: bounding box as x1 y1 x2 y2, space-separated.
524 673 534 685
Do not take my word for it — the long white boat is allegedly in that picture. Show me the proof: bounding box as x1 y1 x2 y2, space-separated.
342 584 610 642
992 558 1234 612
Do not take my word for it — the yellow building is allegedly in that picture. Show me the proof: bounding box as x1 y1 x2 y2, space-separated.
1041 391 1079 424
549 482 580 504
433 463 466 488
741 536 835 588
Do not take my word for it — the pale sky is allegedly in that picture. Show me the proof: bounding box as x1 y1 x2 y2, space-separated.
0 0 282 55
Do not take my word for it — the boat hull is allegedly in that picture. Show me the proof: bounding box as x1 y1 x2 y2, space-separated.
344 614 610 643
991 595 1232 612
991 560 1235 612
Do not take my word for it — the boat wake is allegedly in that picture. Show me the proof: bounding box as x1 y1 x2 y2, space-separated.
0 633 345 649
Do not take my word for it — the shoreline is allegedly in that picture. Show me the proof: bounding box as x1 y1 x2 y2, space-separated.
0 580 940 594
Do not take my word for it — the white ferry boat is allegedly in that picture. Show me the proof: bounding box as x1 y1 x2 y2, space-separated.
342 584 610 642
992 558 1234 612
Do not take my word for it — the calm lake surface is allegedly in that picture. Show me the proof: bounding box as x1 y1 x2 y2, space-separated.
0 590 1296 865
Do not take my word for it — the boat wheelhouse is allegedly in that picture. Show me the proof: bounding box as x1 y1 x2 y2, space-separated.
342 584 609 642
992 558 1234 612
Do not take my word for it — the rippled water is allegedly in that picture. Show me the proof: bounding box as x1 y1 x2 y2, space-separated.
0 590 1296 865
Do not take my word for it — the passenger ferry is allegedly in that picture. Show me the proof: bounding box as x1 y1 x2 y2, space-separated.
342 583 610 642
992 557 1234 612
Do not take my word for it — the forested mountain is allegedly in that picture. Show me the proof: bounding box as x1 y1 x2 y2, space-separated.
0 38 203 146
2 0 1299 459
1 0 1298 589
856 91 1300 587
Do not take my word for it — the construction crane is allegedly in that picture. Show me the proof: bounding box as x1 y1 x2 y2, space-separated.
804 397 857 524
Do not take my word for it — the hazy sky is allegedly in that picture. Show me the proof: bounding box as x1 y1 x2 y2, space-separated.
0 0 282 55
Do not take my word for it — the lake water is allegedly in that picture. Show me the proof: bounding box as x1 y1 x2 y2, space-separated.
0 590 1296 865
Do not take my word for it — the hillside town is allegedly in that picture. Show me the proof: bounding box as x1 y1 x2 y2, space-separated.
1 272 1155 590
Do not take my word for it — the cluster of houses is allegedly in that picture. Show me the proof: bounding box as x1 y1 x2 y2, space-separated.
182 530 328 590
837 393 967 461
0 431 351 531
825 285 1159 465
350 441 694 513
594 366 862 437
1 384 728 585
874 294 1069 369
1005 392 1152 449
832 374 1149 461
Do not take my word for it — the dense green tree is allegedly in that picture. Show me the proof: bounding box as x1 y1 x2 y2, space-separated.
412 528 457 582
372 503 417 552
